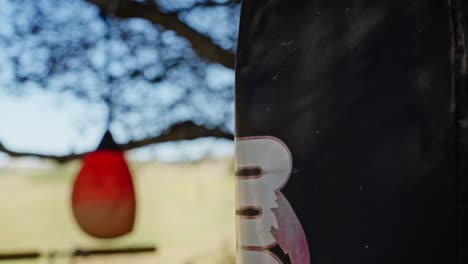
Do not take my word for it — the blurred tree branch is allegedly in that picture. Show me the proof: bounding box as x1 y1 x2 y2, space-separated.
0 121 233 163
87 0 236 68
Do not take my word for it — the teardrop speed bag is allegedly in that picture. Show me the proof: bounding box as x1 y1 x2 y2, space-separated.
72 131 136 239
235 1 468 263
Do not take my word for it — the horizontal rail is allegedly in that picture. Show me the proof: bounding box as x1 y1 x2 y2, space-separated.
72 246 157 257
0 246 156 261
0 252 40 260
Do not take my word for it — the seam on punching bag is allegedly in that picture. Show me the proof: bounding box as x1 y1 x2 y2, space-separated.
460 0 468 53
451 0 468 262
451 0 459 263
459 1 468 263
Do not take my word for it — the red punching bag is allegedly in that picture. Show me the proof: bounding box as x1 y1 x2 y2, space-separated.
72 131 136 238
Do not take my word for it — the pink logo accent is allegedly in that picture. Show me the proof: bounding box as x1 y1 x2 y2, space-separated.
272 192 310 264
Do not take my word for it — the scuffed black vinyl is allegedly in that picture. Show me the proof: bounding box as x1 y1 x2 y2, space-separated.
235 1 468 263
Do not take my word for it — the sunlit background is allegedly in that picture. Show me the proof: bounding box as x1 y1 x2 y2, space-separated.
0 0 239 263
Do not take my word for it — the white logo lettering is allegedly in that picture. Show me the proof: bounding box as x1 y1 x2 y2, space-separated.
236 136 291 263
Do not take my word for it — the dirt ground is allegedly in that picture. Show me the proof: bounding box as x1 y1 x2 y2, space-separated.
0 157 236 264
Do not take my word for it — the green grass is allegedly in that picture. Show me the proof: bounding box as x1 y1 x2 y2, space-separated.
0 158 236 263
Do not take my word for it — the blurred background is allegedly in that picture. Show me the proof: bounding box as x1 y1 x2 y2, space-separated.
0 0 239 263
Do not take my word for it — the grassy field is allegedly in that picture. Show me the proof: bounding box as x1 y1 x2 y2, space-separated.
0 157 236 264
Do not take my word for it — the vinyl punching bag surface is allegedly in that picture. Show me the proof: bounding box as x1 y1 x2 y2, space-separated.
235 1 468 263
72 132 136 238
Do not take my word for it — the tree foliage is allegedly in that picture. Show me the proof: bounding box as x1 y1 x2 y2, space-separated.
0 0 240 160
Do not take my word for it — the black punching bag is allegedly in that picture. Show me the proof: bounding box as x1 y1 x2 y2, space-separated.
235 1 468 263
